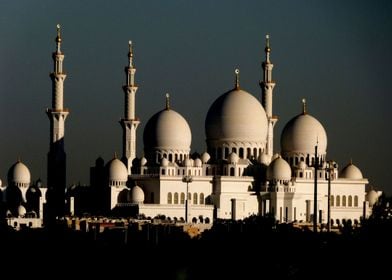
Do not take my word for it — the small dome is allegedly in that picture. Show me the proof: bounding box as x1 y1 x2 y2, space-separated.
131 185 145 204
267 156 292 181
205 87 268 149
194 158 202 167
366 190 379 207
17 205 26 217
184 158 192 167
140 157 147 166
106 158 128 182
258 153 271 165
228 152 239 164
340 162 363 180
144 107 191 153
7 161 31 185
201 152 210 164
161 157 169 167
281 110 327 156
298 161 307 170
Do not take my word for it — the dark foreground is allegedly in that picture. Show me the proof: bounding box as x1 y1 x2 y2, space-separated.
0 215 390 280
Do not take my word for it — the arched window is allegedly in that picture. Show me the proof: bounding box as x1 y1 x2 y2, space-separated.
193 193 198 205
230 167 235 176
247 148 251 159
225 147 229 159
169 154 173 162
199 193 204 204
180 193 185 204
239 148 244 158
330 195 334 207
253 148 257 158
167 192 172 204
354 195 358 207
348 195 352 207
174 193 179 204
342 195 347 207
336 195 340 207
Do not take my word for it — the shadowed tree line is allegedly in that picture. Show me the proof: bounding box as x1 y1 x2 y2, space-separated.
0 196 391 279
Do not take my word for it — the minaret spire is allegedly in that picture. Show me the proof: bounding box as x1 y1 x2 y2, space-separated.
265 34 271 63
46 24 69 219
56 24 62 53
120 40 140 174
260 34 278 159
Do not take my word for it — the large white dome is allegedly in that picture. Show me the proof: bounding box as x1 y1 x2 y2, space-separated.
144 108 191 153
205 88 268 146
7 161 31 185
281 112 327 156
106 158 128 182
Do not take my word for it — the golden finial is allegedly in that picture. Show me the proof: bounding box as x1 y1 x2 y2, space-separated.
235 69 240 89
265 34 271 53
165 93 170 110
114 152 118 159
128 40 133 56
302 98 307 114
56 24 61 42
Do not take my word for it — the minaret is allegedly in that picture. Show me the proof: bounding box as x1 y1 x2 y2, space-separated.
120 41 140 174
260 34 278 158
46 24 69 219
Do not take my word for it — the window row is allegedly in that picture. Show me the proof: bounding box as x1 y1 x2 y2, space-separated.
167 192 205 205
208 147 264 160
330 195 359 207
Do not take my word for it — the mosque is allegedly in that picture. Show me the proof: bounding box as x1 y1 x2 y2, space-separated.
0 26 381 229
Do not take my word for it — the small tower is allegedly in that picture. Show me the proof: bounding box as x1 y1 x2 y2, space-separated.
260 34 278 158
120 41 140 174
46 24 69 218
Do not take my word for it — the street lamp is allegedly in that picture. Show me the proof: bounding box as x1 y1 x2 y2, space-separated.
326 160 335 233
182 175 193 223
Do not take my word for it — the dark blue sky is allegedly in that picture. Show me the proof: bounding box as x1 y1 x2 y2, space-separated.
1 1 391 193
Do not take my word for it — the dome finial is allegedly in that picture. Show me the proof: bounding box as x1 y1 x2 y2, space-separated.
302 98 307 114
114 151 118 159
235 68 240 89
165 93 170 110
350 158 353 165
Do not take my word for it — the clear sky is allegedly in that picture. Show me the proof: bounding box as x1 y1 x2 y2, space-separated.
1 1 391 194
